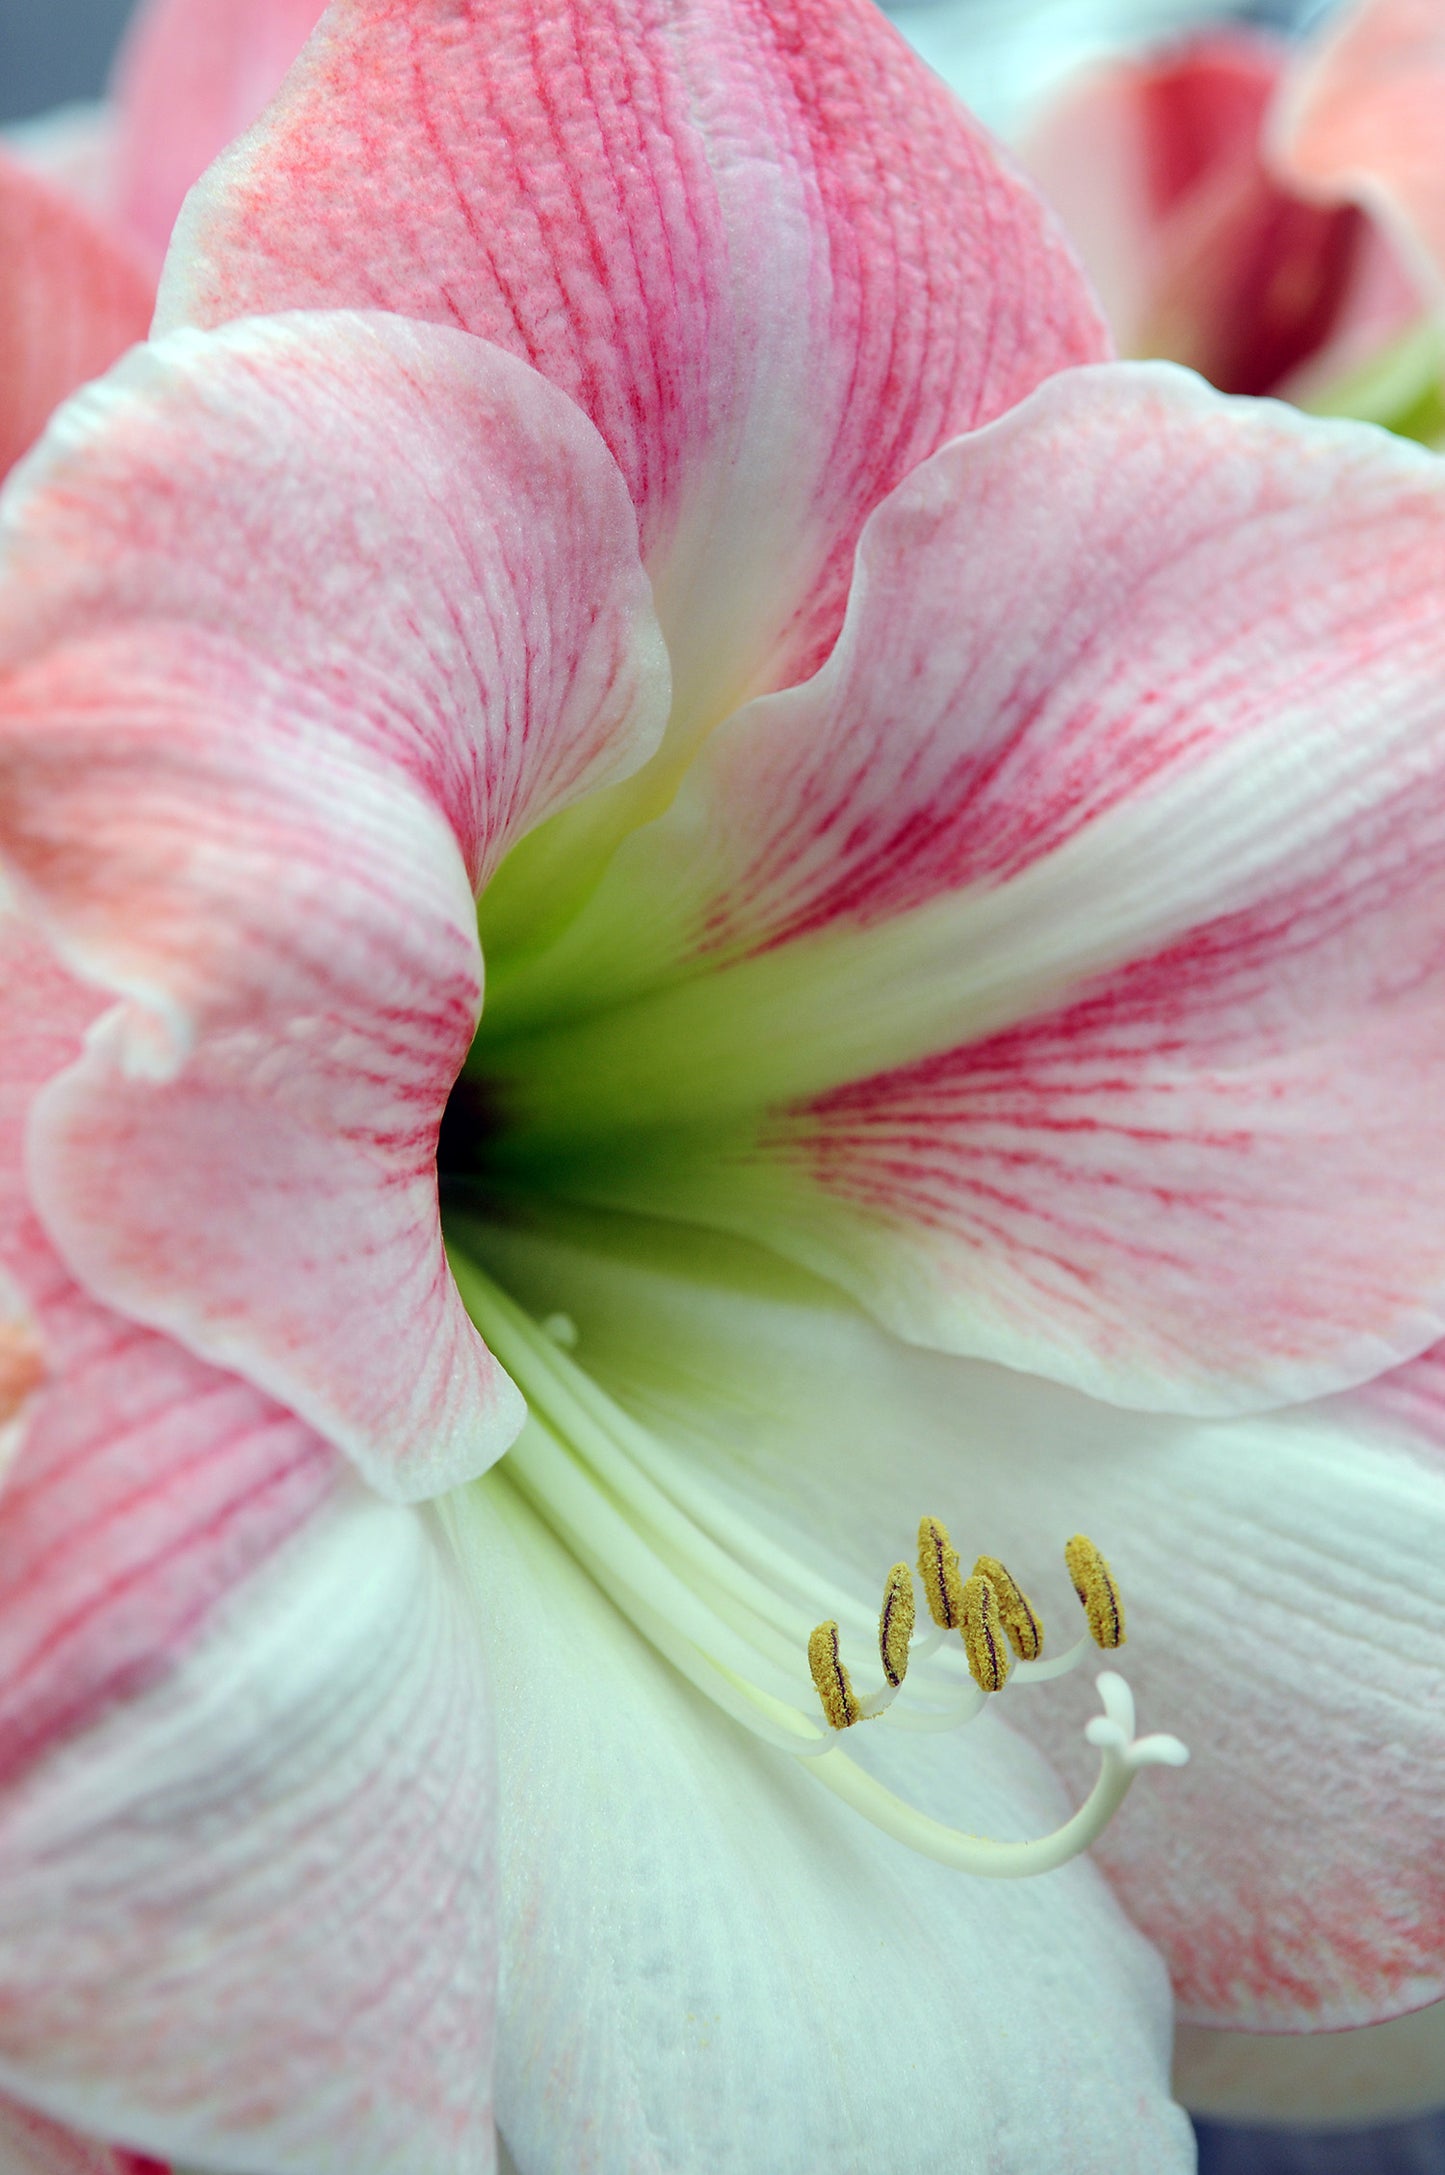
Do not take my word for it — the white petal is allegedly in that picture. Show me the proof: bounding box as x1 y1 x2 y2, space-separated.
465 1209 1445 2032
443 1470 1190 2175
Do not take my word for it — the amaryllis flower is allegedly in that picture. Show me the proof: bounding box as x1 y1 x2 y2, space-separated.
1019 19 1430 417
0 0 322 482
0 0 1443 2167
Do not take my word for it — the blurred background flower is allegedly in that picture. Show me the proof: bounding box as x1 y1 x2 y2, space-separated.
0 2 1439 2171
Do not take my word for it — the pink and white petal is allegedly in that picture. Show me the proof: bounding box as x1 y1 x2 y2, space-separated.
157 0 1107 767
465 1207 1445 2032
0 1271 338 1788
0 311 667 1501
1273 0 1445 301
0 915 496 2170
1174 2002 1445 2126
483 362 1445 1416
0 913 338 1785
0 2093 168 2175
444 1467 1191 2175
0 151 151 483
111 0 327 261
0 1458 497 2174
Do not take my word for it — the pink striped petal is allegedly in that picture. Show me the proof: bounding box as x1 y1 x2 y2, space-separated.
0 925 496 2173
1025 32 1404 398
0 912 335 1795
1276 0 1445 297
484 362 1445 1415
0 1274 339 1789
0 151 151 481
0 312 668 1500
112 0 327 259
156 0 1106 752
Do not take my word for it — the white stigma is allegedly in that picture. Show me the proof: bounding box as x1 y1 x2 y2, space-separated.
448 1249 1188 1878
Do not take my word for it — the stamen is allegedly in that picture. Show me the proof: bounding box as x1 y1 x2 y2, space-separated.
960 1571 1009 1692
1065 1534 1126 1649
808 1620 861 1729
878 1562 915 1688
918 1515 966 1629
973 1553 1043 1660
444 1241 1188 1885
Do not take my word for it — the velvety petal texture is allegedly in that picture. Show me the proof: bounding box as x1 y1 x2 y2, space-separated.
481 362 1445 1418
157 0 1108 768
0 311 668 1500
444 1470 1193 2175
0 924 500 2173
466 1207 1445 2033
0 152 152 481
1275 0 1445 296
112 0 328 259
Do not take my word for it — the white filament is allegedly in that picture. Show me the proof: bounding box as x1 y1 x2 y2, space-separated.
448 1248 1188 1876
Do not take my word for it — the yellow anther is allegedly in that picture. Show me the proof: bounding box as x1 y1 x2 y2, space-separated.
973 1554 1044 1661
878 1562 915 1689
918 1515 967 1630
1064 1534 1125 1649
961 1573 1010 1692
808 1619 861 1729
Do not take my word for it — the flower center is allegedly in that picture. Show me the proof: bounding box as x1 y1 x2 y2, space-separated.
447 1247 1189 1877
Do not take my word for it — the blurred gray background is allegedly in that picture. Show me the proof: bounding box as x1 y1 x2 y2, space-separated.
0 3 1440 2172
0 0 134 120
